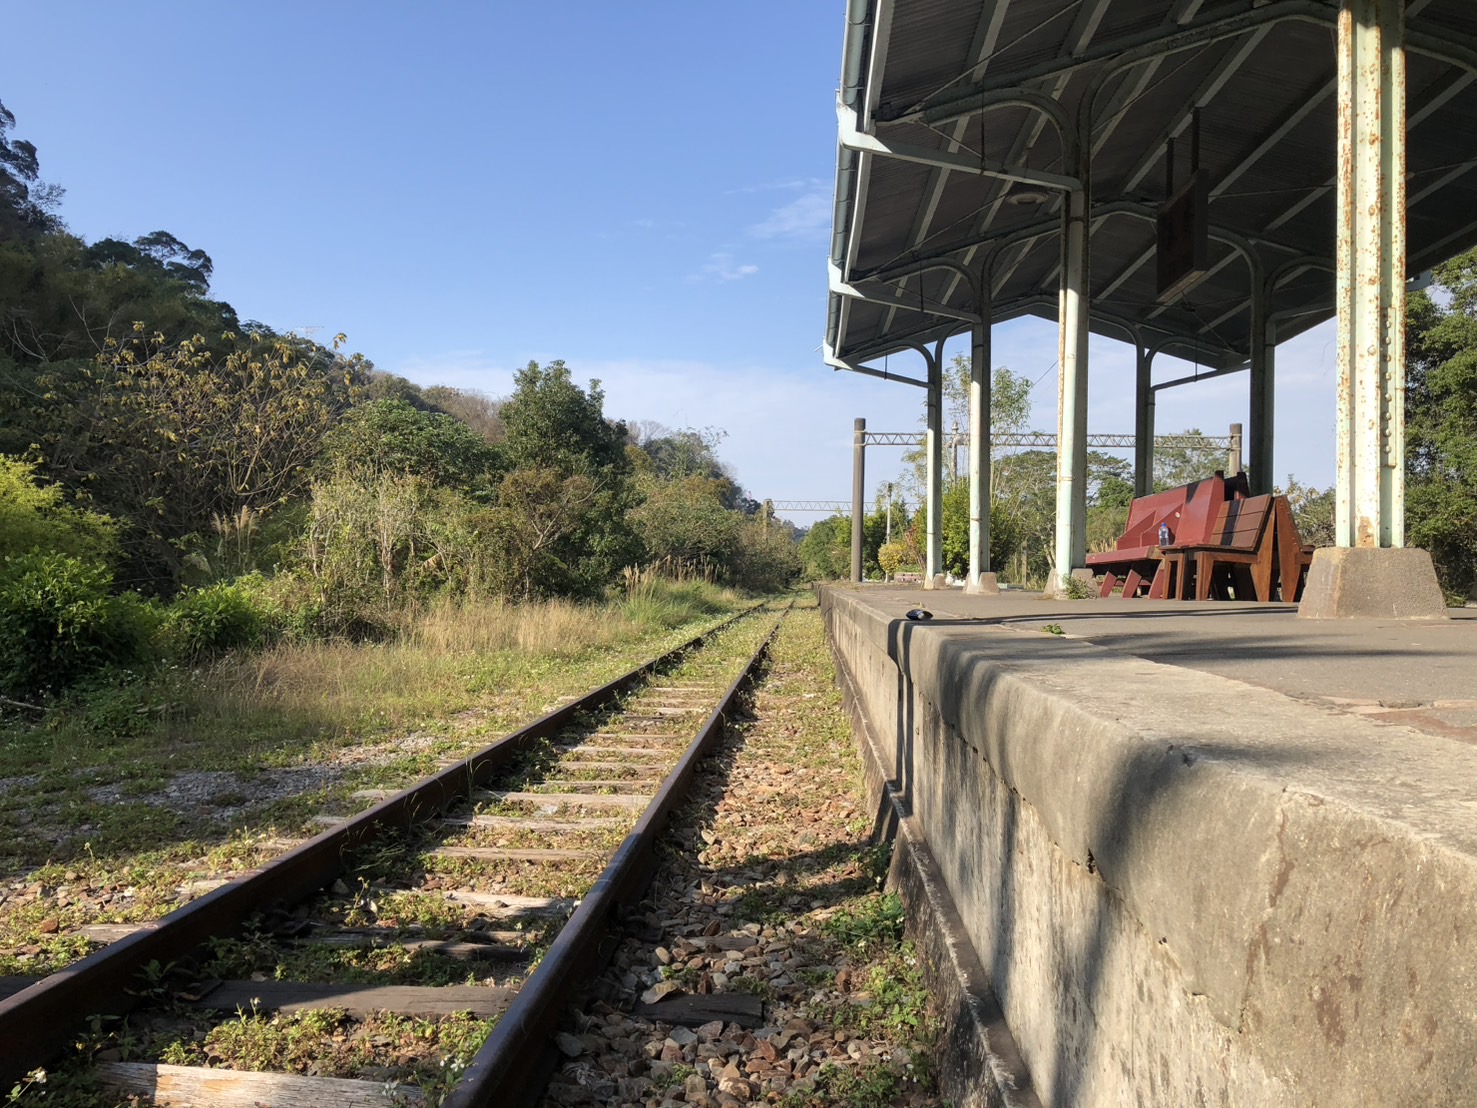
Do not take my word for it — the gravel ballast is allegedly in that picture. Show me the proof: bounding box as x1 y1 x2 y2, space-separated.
540 607 941 1108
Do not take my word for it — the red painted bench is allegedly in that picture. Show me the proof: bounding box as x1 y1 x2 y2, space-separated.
1086 473 1240 598
1164 493 1316 601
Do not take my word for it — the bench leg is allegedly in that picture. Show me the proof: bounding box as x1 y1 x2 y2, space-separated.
1146 562 1169 599
1098 572 1117 598
1120 569 1144 598
1194 554 1215 600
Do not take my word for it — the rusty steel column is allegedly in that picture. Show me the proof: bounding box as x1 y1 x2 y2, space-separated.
1055 181 1091 589
1335 0 1406 548
1228 423 1245 477
851 418 866 582
1249 279 1276 493
1133 342 1153 496
924 350 943 587
967 285 992 589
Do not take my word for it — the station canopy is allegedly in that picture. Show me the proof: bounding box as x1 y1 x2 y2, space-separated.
826 0 1477 374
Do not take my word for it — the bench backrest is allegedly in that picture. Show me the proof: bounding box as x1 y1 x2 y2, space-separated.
1118 473 1226 549
1207 493 1274 550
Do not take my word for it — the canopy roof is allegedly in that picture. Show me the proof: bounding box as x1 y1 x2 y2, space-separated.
826 0 1477 375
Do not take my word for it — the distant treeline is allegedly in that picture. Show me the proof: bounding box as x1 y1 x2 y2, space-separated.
0 98 799 701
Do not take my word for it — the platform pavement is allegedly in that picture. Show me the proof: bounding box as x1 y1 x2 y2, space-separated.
820 583 1477 1105
839 585 1477 746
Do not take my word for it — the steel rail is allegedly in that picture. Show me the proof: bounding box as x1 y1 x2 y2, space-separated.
0 603 766 1085
442 607 791 1108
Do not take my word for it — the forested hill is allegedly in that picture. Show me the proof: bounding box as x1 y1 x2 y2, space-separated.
0 97 799 704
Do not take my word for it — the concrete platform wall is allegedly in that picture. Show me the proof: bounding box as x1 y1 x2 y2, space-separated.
819 587 1477 1107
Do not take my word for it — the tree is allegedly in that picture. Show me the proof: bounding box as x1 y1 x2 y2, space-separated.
87 231 214 296
1279 476 1335 549
1406 250 1477 598
0 456 117 564
34 328 365 590
495 361 639 595
0 99 64 237
421 385 504 444
631 475 740 579
324 397 501 492
798 516 851 580
501 360 630 478
1154 428 1230 489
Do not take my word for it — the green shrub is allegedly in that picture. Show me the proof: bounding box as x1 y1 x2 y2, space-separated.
0 552 158 699
165 581 278 660
0 455 118 564
621 576 735 628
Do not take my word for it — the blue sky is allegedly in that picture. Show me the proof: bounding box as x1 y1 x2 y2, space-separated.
5 2 1338 519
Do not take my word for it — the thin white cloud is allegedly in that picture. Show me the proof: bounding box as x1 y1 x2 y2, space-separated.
691 252 759 282
724 177 818 196
749 188 832 242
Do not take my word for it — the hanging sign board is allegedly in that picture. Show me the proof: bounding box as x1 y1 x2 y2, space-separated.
1156 171 1209 302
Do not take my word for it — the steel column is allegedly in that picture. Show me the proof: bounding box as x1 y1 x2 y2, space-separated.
967 291 992 589
1335 0 1406 548
851 418 866 581
1228 422 1245 476
925 352 944 587
1133 342 1153 496
1249 279 1276 493
1055 183 1091 588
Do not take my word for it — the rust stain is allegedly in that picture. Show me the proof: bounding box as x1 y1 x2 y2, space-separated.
1313 984 1347 1047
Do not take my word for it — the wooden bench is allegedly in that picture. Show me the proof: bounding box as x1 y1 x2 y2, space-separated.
1086 473 1237 598
1163 494 1276 600
1164 493 1315 601
1273 495 1317 602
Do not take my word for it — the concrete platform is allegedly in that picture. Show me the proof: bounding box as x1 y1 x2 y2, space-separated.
820 584 1477 1108
862 586 1477 744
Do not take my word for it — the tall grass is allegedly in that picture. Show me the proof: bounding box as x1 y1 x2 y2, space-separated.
185 579 742 746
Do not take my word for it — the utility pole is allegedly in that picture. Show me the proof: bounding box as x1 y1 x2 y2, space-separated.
885 482 893 545
851 418 866 583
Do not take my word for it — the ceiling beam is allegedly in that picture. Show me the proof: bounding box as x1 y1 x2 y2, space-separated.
836 101 1078 191
879 3 1014 336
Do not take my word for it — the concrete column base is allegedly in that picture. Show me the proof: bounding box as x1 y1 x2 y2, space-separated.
1045 567 1096 598
965 572 1001 596
924 572 949 590
1297 547 1450 620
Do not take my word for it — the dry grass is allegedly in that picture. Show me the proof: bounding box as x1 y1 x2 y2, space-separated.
407 595 664 656
194 585 743 744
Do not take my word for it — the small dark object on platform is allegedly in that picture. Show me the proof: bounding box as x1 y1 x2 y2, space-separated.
905 609 933 621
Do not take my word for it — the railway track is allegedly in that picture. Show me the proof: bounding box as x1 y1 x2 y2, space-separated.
0 603 788 1107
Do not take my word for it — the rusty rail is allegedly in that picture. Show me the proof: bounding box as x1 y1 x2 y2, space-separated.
0 604 765 1085
442 607 789 1108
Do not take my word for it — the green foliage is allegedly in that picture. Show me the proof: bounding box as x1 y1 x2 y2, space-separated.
1407 251 1477 599
632 475 740 577
0 455 117 564
0 553 157 699
500 360 630 478
324 397 501 490
10 328 363 592
1280 476 1335 548
491 362 639 597
1153 428 1229 490
621 576 734 629
823 892 906 953
876 541 904 578
728 518 803 592
297 472 491 629
484 466 620 600
0 98 64 237
165 581 277 660
799 516 851 581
